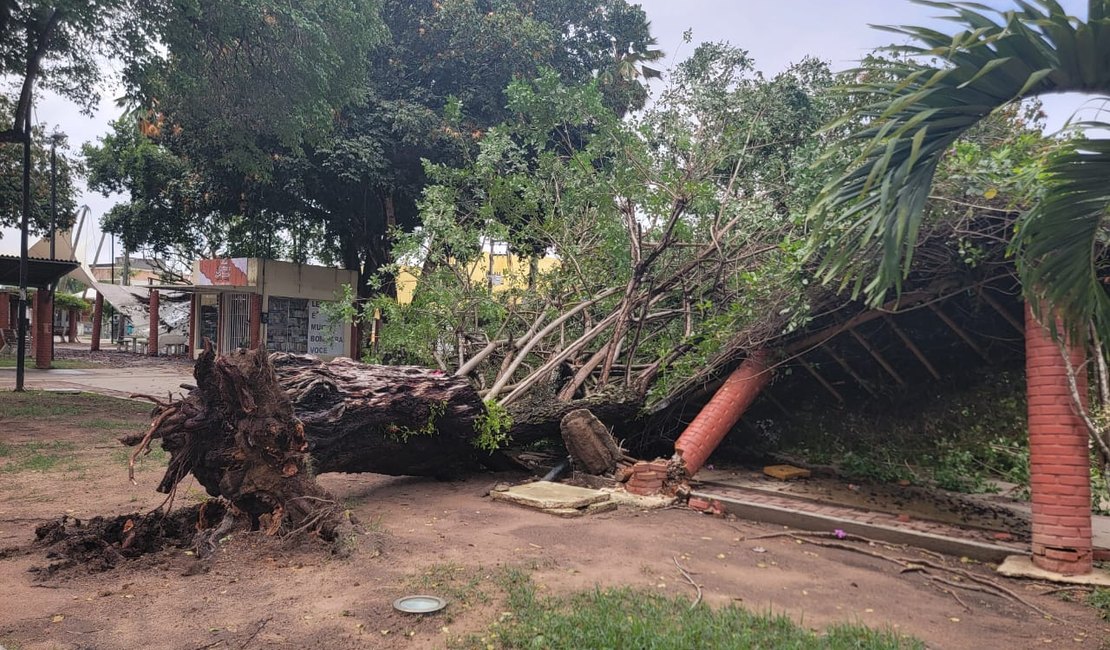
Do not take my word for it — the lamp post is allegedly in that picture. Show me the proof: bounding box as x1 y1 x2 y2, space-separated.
14 106 31 392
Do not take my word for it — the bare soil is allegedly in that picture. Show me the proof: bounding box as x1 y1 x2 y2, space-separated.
1 396 1108 650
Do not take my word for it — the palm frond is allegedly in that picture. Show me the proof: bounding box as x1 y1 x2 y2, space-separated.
1017 134 1110 342
810 0 1110 317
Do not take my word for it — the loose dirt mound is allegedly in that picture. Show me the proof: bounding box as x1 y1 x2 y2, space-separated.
30 502 222 576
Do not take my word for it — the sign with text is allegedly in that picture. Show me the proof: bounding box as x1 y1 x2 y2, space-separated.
307 300 345 356
197 258 250 286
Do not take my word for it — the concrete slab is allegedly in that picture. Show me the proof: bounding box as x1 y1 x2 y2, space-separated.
490 481 609 510
997 555 1110 586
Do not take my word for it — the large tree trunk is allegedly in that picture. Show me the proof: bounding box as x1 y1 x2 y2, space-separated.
125 347 644 540
270 352 490 477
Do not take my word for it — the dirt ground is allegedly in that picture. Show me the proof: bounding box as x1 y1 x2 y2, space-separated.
1 394 1109 650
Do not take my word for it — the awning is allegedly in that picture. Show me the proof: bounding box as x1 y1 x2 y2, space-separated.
0 254 80 288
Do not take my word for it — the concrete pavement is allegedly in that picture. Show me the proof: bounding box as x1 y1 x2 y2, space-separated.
0 365 193 400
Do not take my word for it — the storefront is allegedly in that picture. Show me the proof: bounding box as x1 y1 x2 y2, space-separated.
187 258 358 359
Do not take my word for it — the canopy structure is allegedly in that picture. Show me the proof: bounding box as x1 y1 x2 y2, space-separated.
0 254 78 289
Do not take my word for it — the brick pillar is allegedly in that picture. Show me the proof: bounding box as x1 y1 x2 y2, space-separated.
67 308 78 342
0 291 9 329
90 293 103 352
148 289 160 356
1025 305 1092 575
249 293 263 349
33 291 52 369
674 350 773 475
187 293 197 357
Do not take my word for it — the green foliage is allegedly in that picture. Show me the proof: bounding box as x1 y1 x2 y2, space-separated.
780 369 1031 494
0 1 146 122
51 292 90 312
374 47 842 404
387 400 447 443
0 99 78 233
473 400 513 451
1087 588 1110 621
470 569 922 650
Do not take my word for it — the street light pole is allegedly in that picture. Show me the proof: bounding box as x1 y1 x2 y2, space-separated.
48 134 59 362
15 106 31 392
49 135 57 259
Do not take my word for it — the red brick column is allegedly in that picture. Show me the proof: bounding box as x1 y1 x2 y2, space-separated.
1025 305 1092 575
33 291 52 369
0 291 9 329
148 289 160 356
249 293 263 349
674 350 773 475
67 308 78 342
187 293 197 357
90 293 103 352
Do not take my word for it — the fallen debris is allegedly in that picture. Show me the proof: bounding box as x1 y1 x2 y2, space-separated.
762 465 812 481
489 480 626 517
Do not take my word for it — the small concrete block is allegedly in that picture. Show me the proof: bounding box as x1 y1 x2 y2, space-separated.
489 481 609 510
762 465 811 481
996 554 1110 586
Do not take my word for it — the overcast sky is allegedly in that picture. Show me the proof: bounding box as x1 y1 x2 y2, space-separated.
1 0 1096 262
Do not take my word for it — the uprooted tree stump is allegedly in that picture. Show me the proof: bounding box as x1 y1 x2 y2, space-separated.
126 343 367 551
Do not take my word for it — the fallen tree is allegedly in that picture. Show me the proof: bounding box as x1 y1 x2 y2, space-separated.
123 342 647 549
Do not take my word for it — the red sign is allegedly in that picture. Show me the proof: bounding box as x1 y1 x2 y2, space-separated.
198 258 249 286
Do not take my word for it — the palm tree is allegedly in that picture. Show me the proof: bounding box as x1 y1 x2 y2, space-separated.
811 0 1110 342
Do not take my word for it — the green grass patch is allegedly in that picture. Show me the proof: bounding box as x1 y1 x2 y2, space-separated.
0 440 77 473
410 563 491 610
0 358 100 369
463 570 922 650
109 445 168 469
1088 588 1110 621
0 390 149 420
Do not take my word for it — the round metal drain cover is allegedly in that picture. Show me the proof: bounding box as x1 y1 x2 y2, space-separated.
393 595 447 614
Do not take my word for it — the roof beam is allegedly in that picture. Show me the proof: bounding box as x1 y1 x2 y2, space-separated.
849 328 905 386
882 315 941 380
929 303 990 361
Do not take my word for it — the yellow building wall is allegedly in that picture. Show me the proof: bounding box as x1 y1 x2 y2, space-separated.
394 253 559 304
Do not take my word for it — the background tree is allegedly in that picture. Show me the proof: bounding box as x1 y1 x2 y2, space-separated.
0 1 145 142
0 96 77 232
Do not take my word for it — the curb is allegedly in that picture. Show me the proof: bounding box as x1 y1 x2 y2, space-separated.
691 489 1020 562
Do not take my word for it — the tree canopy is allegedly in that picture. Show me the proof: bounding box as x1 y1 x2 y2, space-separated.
81 0 660 295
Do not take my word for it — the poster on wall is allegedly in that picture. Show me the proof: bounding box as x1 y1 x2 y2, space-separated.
307 300 346 356
197 258 250 286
